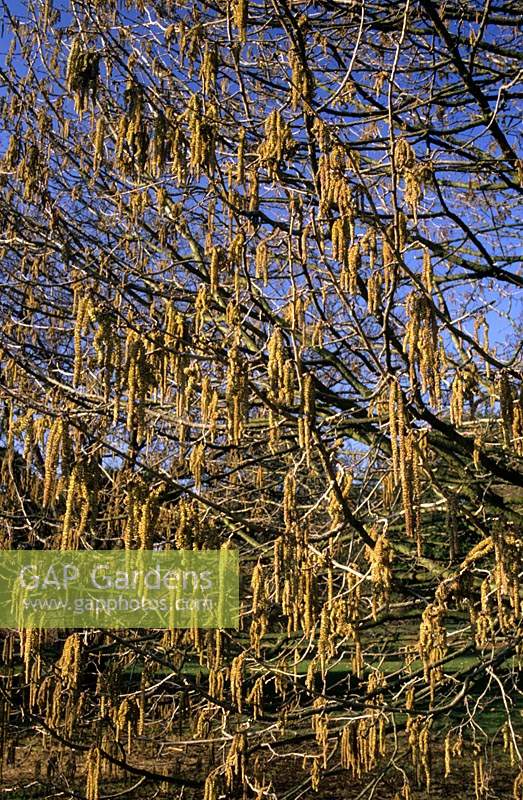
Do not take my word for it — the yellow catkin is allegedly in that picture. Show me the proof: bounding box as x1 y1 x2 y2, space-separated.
61 465 79 549
199 41 217 95
450 370 465 426
347 243 360 294
403 292 440 406
382 230 395 293
366 530 392 619
288 45 313 109
422 248 434 292
236 128 245 184
138 487 162 549
388 379 400 484
367 268 382 314
268 326 285 401
513 395 523 456
283 471 296 531
58 634 81 688
247 676 264 719
258 109 293 180
43 417 63 506
93 116 105 173
209 246 220 296
66 37 100 114
226 332 247 445
86 745 101 800
204 771 219 800
444 732 452 777
230 652 245 712
233 0 248 43
300 373 315 465
389 379 415 538
418 603 447 700
189 442 205 491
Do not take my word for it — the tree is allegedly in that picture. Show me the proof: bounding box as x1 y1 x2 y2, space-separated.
0 0 522 797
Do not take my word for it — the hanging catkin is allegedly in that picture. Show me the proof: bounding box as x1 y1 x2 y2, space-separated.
138 486 162 549
388 379 400 484
422 248 434 292
388 379 415 539
267 326 285 402
199 42 217 95
288 46 313 109
226 331 248 445
61 462 91 549
233 0 248 43
57 634 81 688
258 109 293 180
209 245 221 296
65 36 100 114
404 293 440 405
230 652 246 712
236 127 245 184
43 417 63 506
299 373 315 466
418 602 447 700
255 240 269 285
85 744 101 800
450 370 465 426
366 529 392 619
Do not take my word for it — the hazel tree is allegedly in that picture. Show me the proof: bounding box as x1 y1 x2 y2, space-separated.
0 0 522 798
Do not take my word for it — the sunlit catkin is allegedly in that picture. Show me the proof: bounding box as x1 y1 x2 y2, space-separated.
389 379 415 539
43 417 63 507
199 42 217 95
236 128 245 184
73 294 92 387
65 37 100 115
366 530 392 619
289 48 305 110
86 745 101 800
267 326 285 402
93 116 105 174
233 0 248 43
209 246 220 296
422 248 434 292
388 379 400 484
230 652 245 712
255 240 269 285
138 487 161 549
450 371 465 427
418 602 447 700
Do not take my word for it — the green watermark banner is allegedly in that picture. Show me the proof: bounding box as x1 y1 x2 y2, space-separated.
0 550 239 629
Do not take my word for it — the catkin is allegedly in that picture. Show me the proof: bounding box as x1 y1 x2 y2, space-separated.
366 530 392 619
43 418 63 506
295 42 313 106
199 42 217 95
230 652 245 712
255 240 269 285
138 487 162 549
389 379 415 539
209 246 220 296
233 0 248 43
418 603 447 700
93 117 105 173
86 745 101 800
267 326 285 402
